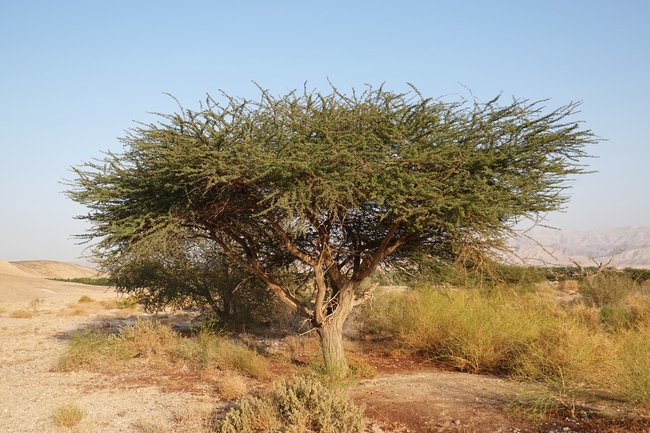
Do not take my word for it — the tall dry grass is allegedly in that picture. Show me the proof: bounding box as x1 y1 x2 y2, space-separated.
56 319 269 379
616 326 650 406
360 275 650 408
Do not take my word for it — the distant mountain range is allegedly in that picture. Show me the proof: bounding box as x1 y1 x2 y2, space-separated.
507 226 650 269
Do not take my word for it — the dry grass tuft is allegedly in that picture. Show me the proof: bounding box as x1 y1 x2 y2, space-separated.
558 280 579 292
28 297 45 312
53 403 85 428
119 319 179 359
56 318 271 380
132 420 169 433
347 356 378 379
216 373 248 401
100 296 140 310
216 339 270 379
10 309 33 319
616 326 650 406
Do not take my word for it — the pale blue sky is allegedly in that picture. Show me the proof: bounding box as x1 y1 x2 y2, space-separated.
1 1 648 262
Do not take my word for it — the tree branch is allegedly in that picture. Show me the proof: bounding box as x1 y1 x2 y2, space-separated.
207 229 311 318
265 214 317 267
354 222 409 281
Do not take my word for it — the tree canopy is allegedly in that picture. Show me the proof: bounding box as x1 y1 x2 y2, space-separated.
67 84 596 373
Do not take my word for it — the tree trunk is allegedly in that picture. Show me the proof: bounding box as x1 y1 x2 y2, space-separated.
315 288 355 377
317 315 348 376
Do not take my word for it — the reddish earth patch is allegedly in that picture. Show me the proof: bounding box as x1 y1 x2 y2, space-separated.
351 356 650 433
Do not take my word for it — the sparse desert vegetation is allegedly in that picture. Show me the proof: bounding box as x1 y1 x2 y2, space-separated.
360 266 650 415
9 308 33 318
53 403 85 428
46 264 650 431
216 376 366 433
56 318 270 380
3 259 650 432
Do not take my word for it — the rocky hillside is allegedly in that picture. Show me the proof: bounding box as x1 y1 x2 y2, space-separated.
508 226 650 269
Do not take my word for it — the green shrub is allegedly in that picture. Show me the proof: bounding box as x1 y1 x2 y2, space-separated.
622 268 650 283
217 376 366 433
599 305 629 331
50 277 113 286
578 273 636 308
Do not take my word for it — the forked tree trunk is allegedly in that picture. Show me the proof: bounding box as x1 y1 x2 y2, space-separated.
315 288 355 377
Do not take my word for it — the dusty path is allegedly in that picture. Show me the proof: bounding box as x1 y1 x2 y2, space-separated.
352 371 531 432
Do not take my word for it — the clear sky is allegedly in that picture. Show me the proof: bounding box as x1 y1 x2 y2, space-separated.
1 1 648 262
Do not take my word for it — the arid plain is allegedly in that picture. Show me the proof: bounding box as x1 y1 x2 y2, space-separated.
0 258 646 432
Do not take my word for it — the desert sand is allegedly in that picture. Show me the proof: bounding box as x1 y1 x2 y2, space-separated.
0 259 113 305
0 260 640 432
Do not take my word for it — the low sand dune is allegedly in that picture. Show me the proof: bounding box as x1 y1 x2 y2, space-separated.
9 260 101 279
0 259 37 278
0 259 115 305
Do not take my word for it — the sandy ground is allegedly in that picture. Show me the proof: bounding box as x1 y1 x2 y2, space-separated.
8 260 102 280
1 261 214 432
0 303 217 432
0 261 645 432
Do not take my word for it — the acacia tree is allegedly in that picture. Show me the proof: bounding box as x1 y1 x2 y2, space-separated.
67 85 596 374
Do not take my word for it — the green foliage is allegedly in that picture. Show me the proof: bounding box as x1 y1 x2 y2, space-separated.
108 239 284 326
578 272 638 308
66 84 596 371
49 277 113 286
599 304 629 330
622 267 650 283
217 376 366 433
